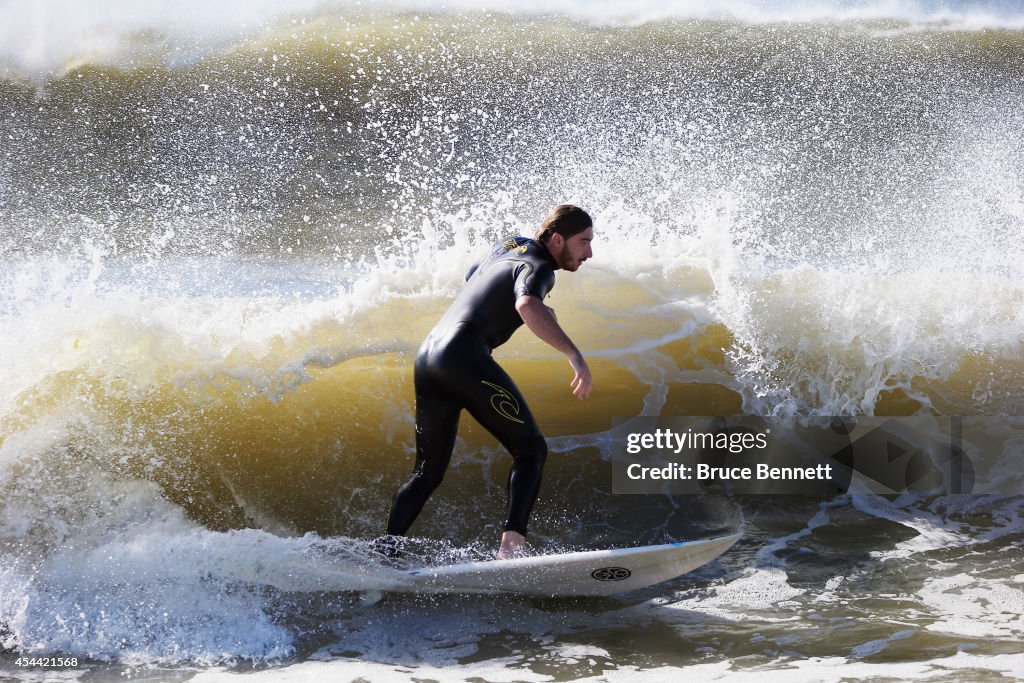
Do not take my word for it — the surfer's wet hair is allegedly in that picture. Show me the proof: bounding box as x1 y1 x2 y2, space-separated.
535 204 593 244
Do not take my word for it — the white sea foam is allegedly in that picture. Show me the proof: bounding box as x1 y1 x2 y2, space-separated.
852 495 973 559
2 0 1022 75
919 573 1024 639
660 509 838 621
181 650 1024 682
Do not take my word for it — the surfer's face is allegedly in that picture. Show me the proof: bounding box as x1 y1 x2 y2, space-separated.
553 228 594 272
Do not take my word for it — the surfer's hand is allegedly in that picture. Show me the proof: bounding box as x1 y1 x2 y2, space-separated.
569 352 592 399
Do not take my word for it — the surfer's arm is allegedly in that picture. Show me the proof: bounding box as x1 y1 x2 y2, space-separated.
515 295 592 399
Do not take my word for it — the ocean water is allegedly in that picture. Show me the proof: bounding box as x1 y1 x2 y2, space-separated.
1 0 1023 680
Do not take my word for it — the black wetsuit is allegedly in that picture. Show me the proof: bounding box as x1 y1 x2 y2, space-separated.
385 236 558 537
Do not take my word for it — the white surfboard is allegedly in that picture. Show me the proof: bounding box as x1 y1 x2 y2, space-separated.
395 533 741 597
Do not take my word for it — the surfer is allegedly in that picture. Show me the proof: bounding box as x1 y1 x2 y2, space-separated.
381 204 595 560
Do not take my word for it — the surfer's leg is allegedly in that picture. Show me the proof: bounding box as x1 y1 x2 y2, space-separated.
459 359 548 537
384 385 461 537
501 427 547 536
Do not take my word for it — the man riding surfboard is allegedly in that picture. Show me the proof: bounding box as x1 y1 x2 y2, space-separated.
381 204 595 559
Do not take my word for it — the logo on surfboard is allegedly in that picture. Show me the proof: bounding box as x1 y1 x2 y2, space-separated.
591 566 631 582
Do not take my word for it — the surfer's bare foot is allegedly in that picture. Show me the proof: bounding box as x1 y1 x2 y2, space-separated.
497 530 527 560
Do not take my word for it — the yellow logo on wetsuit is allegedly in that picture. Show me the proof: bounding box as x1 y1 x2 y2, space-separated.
503 238 528 255
481 380 525 424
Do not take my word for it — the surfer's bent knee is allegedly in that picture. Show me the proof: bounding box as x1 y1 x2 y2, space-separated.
510 434 547 466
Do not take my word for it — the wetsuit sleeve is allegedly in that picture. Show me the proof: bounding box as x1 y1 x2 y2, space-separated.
513 262 555 300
